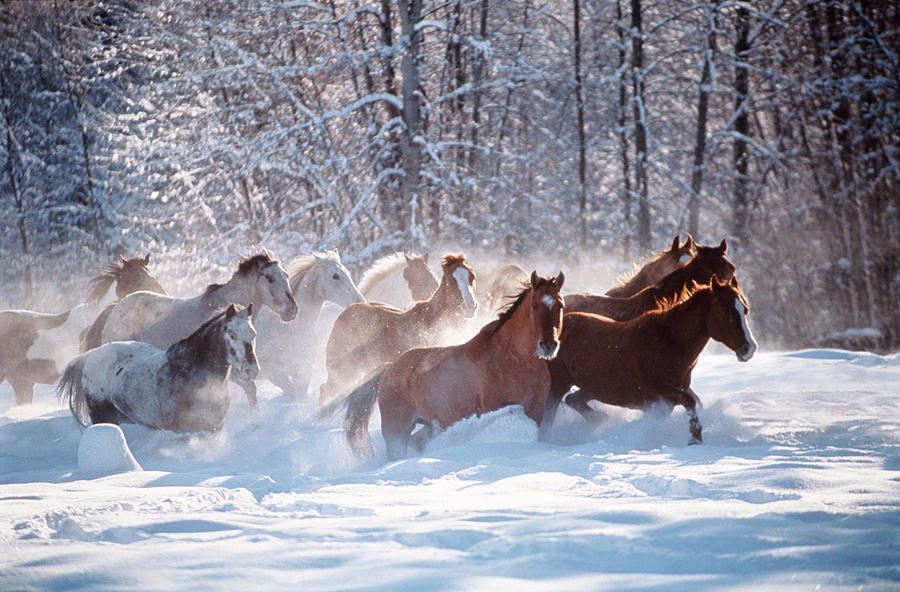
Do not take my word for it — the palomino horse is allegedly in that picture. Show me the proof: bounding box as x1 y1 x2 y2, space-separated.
85 254 166 305
565 239 735 320
357 252 438 308
83 251 295 409
605 235 695 297
343 271 565 459
248 250 365 399
59 304 258 432
318 254 478 411
542 276 757 444
3 254 167 405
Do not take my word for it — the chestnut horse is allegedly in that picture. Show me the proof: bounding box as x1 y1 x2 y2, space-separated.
357 252 438 309
605 235 694 297
543 276 757 444
318 254 478 411
565 239 734 320
345 271 565 459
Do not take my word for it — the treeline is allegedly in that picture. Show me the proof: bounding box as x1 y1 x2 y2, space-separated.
1 0 898 351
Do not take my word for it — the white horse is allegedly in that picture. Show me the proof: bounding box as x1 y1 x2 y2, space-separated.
58 304 258 433
248 250 365 399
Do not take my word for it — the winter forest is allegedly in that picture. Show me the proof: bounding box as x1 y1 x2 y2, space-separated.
1 0 898 351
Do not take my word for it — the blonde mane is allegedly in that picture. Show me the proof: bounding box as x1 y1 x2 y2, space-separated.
358 252 423 296
287 250 341 293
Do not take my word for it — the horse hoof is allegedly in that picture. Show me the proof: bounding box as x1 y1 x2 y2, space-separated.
688 437 702 446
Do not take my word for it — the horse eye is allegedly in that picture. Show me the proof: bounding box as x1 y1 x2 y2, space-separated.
267 276 274 283
332 273 340 280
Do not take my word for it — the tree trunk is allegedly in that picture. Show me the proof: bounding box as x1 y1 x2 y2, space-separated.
732 4 750 249
616 0 633 262
574 0 587 244
630 0 651 251
397 0 425 245
689 0 718 237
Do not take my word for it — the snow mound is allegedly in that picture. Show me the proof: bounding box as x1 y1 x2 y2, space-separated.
77 423 143 474
427 405 538 451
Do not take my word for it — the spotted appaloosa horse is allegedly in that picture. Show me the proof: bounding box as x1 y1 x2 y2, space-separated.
542 276 757 445
59 304 258 433
343 271 565 459
605 235 695 297
318 254 478 412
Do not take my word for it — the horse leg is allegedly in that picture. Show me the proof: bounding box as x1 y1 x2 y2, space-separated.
539 371 572 439
564 389 607 424
88 398 130 425
409 420 435 453
7 375 36 406
659 383 703 445
233 376 259 410
380 404 415 461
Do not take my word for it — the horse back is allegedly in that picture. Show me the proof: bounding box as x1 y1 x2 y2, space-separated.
102 292 201 348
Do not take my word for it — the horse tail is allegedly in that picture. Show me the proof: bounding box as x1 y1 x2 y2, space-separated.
57 356 89 427
80 304 115 352
340 368 387 458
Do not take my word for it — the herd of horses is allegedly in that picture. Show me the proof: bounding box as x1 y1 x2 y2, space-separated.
0 235 757 460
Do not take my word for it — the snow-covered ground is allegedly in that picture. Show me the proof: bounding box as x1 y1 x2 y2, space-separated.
2 349 899 591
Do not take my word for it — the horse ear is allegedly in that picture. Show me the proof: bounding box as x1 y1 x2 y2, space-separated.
142 254 150 265
225 304 237 318
555 271 565 290
670 236 680 251
530 270 539 287
246 303 253 318
719 239 728 253
119 254 127 264
685 234 695 252
405 253 414 264
423 253 429 265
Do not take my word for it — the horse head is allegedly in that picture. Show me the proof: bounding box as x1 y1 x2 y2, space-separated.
707 275 757 362
314 251 365 307
687 239 735 284
402 253 439 301
242 252 299 321
529 271 565 360
221 303 260 381
441 254 478 318
116 254 166 299
674 234 696 264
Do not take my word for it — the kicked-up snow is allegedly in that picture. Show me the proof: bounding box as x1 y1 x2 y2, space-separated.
1 349 899 590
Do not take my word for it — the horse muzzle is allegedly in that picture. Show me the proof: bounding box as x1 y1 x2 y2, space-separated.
459 300 478 318
280 296 299 322
537 339 560 360
736 341 757 362
239 362 260 381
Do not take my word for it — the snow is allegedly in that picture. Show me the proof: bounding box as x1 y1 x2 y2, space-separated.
2 349 900 590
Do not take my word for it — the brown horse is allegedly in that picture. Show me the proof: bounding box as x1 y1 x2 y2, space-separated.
357 252 439 308
2 254 167 405
565 239 734 320
542 276 756 445
318 254 478 411
85 254 167 305
345 271 565 459
605 235 695 297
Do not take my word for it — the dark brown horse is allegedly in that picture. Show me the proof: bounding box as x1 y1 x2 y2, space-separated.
543 276 757 444
565 239 734 320
85 254 167 305
345 271 565 459
2 254 167 405
605 235 695 297
318 254 478 411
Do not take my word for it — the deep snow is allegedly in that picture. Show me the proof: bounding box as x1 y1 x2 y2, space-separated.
1 348 899 591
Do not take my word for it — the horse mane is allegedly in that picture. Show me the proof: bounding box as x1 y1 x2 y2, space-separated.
85 260 123 305
614 243 675 287
358 252 420 295
237 250 278 275
288 250 340 293
442 253 466 268
651 277 747 314
204 250 278 295
481 275 557 340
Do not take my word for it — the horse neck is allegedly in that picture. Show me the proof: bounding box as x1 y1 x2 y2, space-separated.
652 291 714 364
488 295 538 358
423 278 461 323
167 322 230 378
293 272 327 325
206 274 257 309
